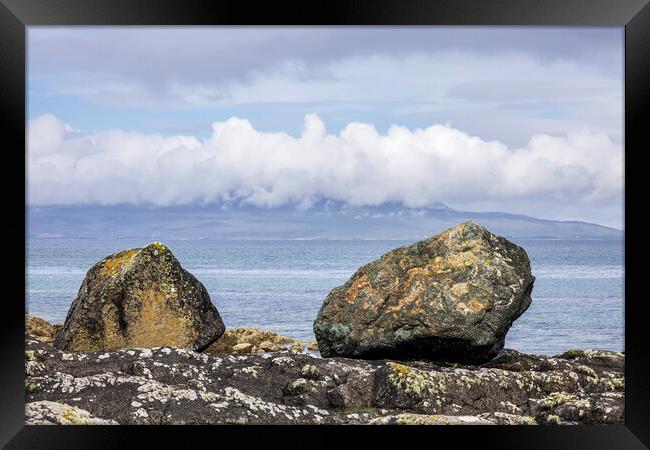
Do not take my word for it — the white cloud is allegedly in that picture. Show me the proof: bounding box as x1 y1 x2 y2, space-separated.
28 114 68 155
27 113 623 215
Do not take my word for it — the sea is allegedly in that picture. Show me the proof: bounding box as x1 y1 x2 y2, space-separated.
26 238 624 356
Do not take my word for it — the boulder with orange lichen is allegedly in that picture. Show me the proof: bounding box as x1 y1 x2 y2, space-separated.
313 222 534 363
53 242 225 352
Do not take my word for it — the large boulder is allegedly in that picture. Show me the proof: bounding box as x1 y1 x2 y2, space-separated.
53 242 225 352
313 222 534 363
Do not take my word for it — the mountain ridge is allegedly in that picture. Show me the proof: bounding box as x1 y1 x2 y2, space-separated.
27 203 622 241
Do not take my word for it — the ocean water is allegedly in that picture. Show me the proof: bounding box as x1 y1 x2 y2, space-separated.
26 238 624 356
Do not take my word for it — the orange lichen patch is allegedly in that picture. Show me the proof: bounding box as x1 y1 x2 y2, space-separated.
406 266 431 280
125 288 194 348
346 274 372 303
425 257 451 277
468 298 490 312
386 282 426 314
450 282 470 297
456 298 490 315
444 251 479 269
99 249 138 278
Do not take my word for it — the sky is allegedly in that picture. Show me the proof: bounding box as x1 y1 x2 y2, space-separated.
27 27 624 228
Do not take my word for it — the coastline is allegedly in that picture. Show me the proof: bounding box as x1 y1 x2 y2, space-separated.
25 316 624 425
24 224 625 425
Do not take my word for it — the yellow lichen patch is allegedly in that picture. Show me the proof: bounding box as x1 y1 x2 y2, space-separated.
389 362 411 377
99 249 138 278
126 288 194 348
147 242 168 252
62 407 78 423
65 283 196 351
386 362 438 397
101 304 129 350
67 324 105 352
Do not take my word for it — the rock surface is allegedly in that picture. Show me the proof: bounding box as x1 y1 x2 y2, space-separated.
314 222 534 363
25 401 118 425
53 242 225 352
204 327 301 355
26 334 624 425
26 316 62 345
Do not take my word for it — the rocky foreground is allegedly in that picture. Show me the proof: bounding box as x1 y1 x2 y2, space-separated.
25 223 624 425
25 333 624 425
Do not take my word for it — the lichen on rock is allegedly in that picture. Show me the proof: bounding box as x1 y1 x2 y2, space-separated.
314 221 535 363
53 242 225 352
25 326 624 425
26 316 62 344
204 327 305 355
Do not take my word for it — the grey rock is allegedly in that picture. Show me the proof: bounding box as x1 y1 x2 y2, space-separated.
26 333 623 425
25 400 118 425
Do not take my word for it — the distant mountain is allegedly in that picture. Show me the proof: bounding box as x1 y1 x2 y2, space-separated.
27 203 622 241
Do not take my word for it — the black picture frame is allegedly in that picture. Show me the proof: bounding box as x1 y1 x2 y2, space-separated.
2 0 648 447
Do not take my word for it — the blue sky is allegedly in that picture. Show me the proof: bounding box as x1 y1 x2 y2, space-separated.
27 27 624 228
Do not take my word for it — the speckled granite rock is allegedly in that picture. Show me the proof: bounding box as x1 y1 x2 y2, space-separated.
314 222 534 363
53 242 225 352
26 334 623 425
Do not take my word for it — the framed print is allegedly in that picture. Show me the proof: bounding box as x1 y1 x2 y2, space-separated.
1 0 648 447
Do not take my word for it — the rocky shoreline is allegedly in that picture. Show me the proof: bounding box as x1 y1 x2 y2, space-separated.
25 317 624 425
25 223 624 425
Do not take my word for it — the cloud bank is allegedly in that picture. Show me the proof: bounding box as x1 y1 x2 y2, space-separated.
28 113 623 217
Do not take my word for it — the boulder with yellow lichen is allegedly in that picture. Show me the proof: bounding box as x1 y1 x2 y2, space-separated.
313 222 534 363
53 242 225 352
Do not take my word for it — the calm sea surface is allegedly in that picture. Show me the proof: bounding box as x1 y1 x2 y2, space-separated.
26 238 624 356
